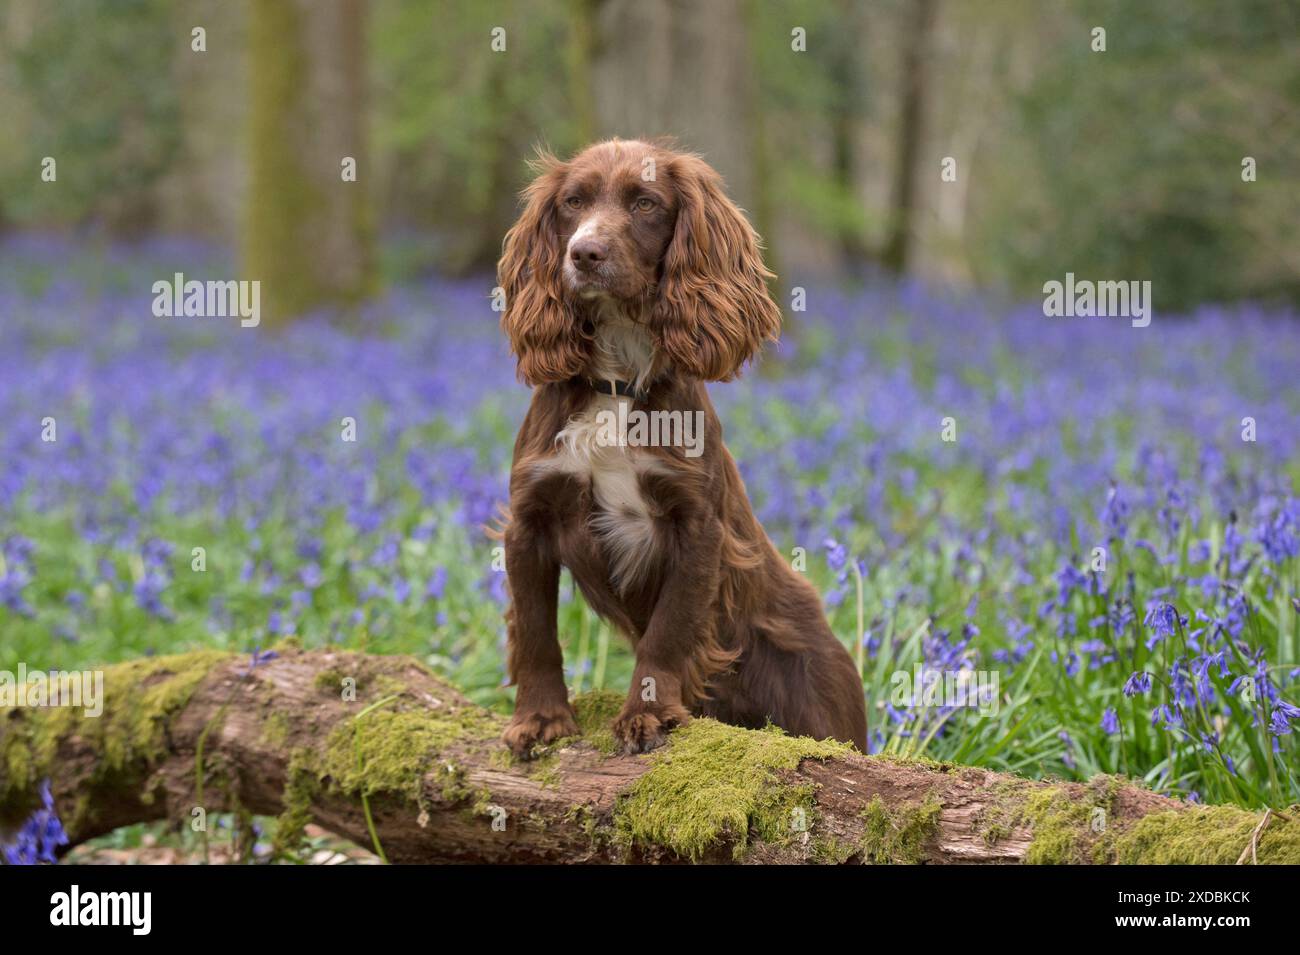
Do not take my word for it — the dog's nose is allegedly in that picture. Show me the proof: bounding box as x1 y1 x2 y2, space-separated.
570 238 608 271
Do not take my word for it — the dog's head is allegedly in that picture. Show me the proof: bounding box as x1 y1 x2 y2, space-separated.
497 139 781 386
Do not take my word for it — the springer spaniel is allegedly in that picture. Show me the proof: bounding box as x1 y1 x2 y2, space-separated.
496 139 867 756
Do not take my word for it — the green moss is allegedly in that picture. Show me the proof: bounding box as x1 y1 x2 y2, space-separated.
313 669 347 694
859 793 942 864
571 690 624 756
1 728 33 801
811 834 860 864
973 775 1124 864
272 748 320 857
871 752 956 773
1021 786 1092 864
319 704 501 801
613 718 851 861
978 815 1012 846
1111 806 1300 864
517 690 627 785
564 803 599 839
528 753 563 789
261 711 290 748
463 777 496 818
373 675 410 699
972 780 1020 848
279 669 506 843
1 650 232 811
100 652 232 770
435 758 487 807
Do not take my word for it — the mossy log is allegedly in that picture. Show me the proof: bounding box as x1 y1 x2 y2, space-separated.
2 648 1298 864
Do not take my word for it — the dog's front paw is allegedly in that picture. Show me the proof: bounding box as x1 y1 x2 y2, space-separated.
502 704 579 760
612 701 690 755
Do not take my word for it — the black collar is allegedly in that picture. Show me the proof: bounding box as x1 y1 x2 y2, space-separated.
585 377 648 401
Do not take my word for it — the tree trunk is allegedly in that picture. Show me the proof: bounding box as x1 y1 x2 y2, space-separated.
566 0 602 148
827 0 870 269
881 0 938 273
591 0 758 213
243 0 374 324
2 648 1295 864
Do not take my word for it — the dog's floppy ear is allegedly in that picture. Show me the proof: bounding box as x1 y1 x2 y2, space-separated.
652 153 782 382
498 151 587 386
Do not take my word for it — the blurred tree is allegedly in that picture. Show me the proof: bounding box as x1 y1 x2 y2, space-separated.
751 0 884 284
244 0 375 323
881 0 937 273
0 0 182 234
0 0 1296 309
566 0 601 147
825 0 871 268
591 0 759 212
155 0 250 243
371 0 576 274
907 0 1017 285
973 0 1300 308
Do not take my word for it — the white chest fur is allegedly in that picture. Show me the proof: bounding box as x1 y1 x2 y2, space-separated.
549 393 663 591
544 314 663 590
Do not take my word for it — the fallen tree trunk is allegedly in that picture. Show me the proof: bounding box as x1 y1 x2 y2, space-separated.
1 648 1296 864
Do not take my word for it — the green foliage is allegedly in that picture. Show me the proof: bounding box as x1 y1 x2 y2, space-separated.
0 0 182 230
1 0 1294 305
370 0 580 271
980 0 1300 308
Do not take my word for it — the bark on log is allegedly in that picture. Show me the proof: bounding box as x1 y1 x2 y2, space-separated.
2 648 1296 864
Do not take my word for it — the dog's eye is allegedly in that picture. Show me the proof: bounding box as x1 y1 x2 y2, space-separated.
634 196 656 212
564 196 583 210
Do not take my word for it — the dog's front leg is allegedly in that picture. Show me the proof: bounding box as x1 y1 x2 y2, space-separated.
613 515 725 754
501 521 578 759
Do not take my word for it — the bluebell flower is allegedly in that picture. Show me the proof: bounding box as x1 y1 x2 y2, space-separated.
1143 602 1182 645
1151 704 1183 730
393 576 411 604
1101 708 1120 735
1268 699 1300 736
1123 671 1153 697
248 645 280 672
426 566 448 600
133 571 173 620
3 535 36 565
1 780 68 865
0 568 35 617
823 538 847 576
1101 484 1130 541
299 562 324 589
1059 730 1076 770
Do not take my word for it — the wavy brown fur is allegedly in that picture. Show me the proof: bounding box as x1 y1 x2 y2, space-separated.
496 140 867 757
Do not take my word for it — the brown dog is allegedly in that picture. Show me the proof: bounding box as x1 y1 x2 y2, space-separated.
496 139 867 757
